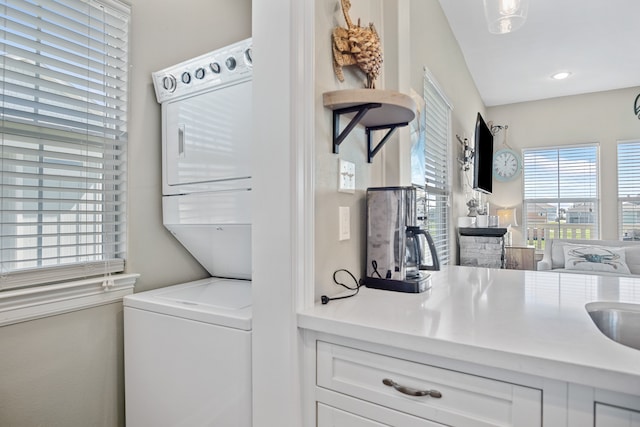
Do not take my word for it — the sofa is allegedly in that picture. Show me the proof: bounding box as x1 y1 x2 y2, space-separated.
537 238 640 277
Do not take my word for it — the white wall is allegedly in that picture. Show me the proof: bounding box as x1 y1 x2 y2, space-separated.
0 2 251 426
487 87 640 242
251 0 312 425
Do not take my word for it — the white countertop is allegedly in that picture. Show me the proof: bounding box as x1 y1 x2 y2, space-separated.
298 266 640 396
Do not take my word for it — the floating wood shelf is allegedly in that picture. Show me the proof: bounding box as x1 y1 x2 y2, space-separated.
323 89 417 163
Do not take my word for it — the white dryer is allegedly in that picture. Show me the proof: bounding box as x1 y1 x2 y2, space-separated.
153 37 254 280
124 277 251 427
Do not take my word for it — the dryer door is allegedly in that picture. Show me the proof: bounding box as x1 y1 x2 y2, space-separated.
164 79 252 189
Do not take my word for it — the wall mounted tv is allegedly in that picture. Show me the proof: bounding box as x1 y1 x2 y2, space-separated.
473 112 493 194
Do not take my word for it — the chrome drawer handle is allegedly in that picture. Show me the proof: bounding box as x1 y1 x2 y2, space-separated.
382 378 442 398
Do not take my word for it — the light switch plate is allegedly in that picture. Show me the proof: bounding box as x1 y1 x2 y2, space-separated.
338 159 355 193
339 206 350 241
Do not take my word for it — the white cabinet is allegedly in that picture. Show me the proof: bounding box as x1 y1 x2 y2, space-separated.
314 341 542 427
302 332 640 427
318 402 445 427
319 404 389 427
595 403 640 426
568 385 640 427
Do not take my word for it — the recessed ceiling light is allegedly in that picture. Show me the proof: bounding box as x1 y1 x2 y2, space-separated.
551 71 571 80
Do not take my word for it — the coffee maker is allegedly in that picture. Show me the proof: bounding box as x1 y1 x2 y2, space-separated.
364 186 440 293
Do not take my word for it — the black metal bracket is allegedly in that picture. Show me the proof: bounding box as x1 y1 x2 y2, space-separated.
332 103 382 154
366 122 409 163
490 124 508 136
331 102 409 163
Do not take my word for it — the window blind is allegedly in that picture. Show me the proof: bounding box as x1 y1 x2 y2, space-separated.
617 140 640 241
522 145 599 245
0 0 130 290
420 68 452 265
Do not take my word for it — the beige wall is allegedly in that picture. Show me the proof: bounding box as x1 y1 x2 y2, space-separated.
487 87 640 243
314 0 385 300
0 304 125 426
314 0 485 299
408 0 487 260
0 2 251 426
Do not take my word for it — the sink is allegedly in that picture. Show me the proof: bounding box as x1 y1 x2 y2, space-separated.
586 302 640 351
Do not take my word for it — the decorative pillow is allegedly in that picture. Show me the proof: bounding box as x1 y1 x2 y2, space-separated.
624 246 640 275
563 244 631 274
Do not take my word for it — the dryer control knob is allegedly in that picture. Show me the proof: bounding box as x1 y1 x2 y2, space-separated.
181 72 191 84
210 62 221 74
244 48 253 65
162 75 177 92
225 56 237 71
195 67 206 79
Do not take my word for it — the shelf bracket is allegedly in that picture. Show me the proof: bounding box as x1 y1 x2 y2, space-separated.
332 103 382 154
366 122 408 163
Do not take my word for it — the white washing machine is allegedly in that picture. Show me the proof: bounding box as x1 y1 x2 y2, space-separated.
124 277 251 427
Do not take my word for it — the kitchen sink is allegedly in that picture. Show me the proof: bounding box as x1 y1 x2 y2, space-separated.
586 302 640 351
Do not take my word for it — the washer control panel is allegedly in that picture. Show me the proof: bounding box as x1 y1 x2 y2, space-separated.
152 38 253 103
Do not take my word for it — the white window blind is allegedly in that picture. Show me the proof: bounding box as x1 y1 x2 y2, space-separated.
0 0 130 291
617 140 640 241
418 68 451 265
522 145 599 247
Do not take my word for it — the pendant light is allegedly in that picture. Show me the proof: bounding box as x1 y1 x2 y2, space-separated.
483 0 529 34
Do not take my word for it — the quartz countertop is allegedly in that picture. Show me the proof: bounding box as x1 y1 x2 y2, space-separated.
298 266 640 396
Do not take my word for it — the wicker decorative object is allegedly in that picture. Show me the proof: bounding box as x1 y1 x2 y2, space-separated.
332 0 383 89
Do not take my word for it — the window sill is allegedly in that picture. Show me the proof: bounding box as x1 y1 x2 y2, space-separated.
0 273 139 327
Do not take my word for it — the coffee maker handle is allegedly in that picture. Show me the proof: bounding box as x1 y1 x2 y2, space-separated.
409 227 440 271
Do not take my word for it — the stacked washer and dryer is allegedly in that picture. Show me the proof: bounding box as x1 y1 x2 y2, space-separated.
124 39 253 427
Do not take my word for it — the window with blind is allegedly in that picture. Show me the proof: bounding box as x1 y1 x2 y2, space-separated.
617 140 640 241
0 0 130 291
522 145 599 247
414 68 451 265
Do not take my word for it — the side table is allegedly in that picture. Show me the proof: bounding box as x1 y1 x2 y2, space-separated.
505 246 536 270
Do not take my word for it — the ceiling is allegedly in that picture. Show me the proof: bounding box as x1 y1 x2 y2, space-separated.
437 0 640 106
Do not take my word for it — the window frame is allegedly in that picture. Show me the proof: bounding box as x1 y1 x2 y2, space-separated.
414 67 452 265
0 0 130 291
522 144 600 249
0 0 139 326
617 139 640 241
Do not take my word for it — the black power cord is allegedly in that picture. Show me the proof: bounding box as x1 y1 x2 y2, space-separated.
321 268 363 304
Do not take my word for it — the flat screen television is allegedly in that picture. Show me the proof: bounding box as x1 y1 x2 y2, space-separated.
473 112 493 194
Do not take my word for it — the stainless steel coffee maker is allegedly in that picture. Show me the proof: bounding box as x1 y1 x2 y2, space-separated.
364 186 440 293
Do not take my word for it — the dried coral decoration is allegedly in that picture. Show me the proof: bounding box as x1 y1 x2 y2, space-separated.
332 0 383 89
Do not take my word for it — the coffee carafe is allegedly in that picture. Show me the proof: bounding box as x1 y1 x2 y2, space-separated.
364 186 440 293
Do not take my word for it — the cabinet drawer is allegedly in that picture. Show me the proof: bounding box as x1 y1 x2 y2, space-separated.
317 341 541 427
595 403 640 427
318 404 388 427
318 402 444 427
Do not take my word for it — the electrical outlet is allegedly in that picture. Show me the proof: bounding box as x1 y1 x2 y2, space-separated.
338 159 355 193
339 206 350 241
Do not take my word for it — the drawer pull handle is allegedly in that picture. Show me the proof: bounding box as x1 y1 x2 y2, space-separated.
382 378 442 398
